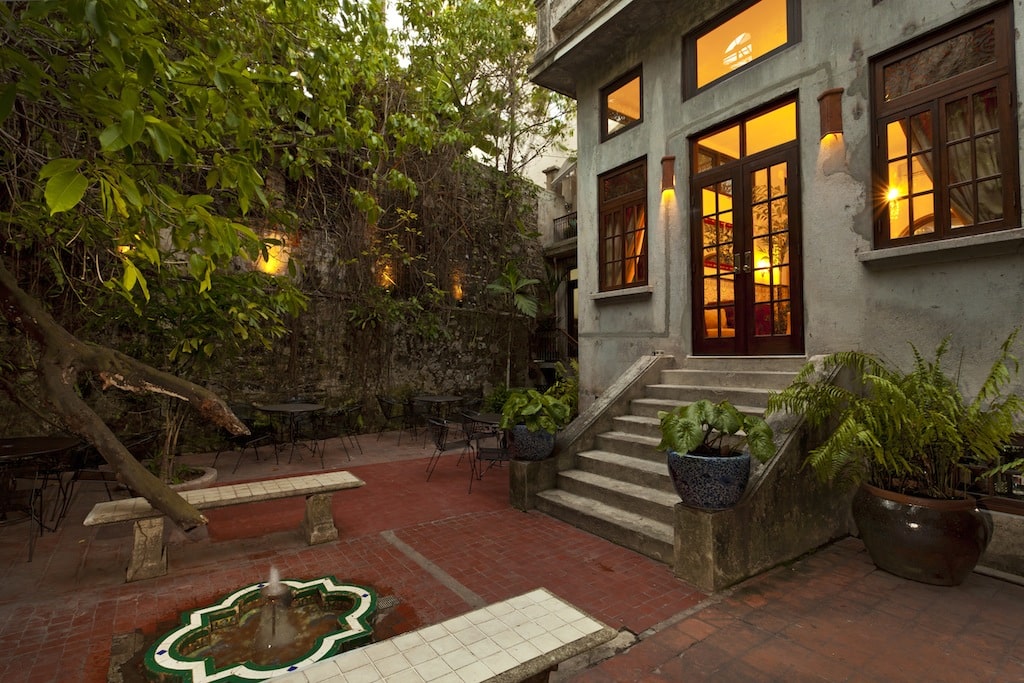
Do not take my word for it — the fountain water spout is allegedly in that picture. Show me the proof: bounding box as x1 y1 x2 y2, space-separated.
255 567 297 655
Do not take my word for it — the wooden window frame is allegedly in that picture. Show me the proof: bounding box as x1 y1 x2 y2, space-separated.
682 0 802 99
600 66 643 142
598 157 648 292
871 3 1020 249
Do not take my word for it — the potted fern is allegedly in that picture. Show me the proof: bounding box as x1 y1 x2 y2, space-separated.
657 399 776 510
766 332 1024 585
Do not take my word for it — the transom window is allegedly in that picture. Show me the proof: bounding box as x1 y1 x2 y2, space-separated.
684 0 800 97
872 4 1018 248
601 67 642 141
598 158 647 291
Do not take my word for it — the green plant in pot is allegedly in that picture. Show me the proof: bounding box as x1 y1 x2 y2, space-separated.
657 399 776 510
765 332 1024 586
499 388 573 461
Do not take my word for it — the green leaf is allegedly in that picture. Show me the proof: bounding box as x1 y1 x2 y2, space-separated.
121 110 145 145
99 123 128 151
44 171 89 214
39 158 83 179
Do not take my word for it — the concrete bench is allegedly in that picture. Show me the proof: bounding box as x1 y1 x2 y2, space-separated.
83 471 365 582
271 588 617 683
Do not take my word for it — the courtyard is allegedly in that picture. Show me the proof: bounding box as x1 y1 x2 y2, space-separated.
0 430 1022 682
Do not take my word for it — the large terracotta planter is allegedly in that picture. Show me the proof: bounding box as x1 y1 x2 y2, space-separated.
852 484 992 586
508 426 555 461
666 450 750 510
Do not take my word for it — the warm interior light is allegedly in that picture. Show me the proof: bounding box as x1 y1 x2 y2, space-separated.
886 186 903 220
451 269 464 301
255 231 289 275
377 260 395 288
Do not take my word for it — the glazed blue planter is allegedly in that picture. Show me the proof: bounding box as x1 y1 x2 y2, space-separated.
666 449 751 510
509 425 556 461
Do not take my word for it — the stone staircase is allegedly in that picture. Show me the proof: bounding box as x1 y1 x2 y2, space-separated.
534 356 807 565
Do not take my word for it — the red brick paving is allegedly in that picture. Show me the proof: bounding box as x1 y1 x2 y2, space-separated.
2 433 1024 682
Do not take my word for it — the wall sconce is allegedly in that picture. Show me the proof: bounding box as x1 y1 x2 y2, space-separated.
817 88 844 138
661 155 676 192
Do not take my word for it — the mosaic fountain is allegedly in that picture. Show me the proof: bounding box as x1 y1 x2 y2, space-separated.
144 570 377 682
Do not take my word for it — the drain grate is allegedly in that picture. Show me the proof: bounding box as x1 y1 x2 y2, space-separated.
377 595 400 610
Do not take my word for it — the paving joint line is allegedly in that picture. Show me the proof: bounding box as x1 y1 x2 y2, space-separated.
379 529 486 609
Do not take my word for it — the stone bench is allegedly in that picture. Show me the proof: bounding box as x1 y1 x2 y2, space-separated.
271 588 617 683
84 471 365 582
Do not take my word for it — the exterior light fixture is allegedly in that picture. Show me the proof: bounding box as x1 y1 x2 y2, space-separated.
817 88 844 138
661 155 676 192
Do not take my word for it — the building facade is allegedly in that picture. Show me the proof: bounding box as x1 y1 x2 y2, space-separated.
530 0 1024 406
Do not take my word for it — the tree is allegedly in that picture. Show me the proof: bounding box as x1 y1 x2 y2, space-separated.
0 0 394 526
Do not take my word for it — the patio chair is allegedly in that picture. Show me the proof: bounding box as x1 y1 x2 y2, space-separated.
213 403 276 473
376 395 412 444
425 417 471 481
469 428 510 493
339 403 363 455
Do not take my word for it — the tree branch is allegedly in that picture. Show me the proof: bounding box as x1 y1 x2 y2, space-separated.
0 257 249 530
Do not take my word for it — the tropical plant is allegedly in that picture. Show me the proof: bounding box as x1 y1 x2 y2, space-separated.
657 399 776 463
499 388 572 435
765 333 1024 499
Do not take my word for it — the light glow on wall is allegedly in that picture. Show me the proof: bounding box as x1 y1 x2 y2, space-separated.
255 231 289 276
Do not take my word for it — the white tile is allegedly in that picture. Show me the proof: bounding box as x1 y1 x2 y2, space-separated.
465 638 500 659
382 669 427 683
480 650 519 674
551 623 585 643
454 660 493 683
403 643 438 666
334 649 372 673
440 647 476 671
367 639 399 659
429 634 462 656
476 619 507 637
343 662 384 683
530 632 564 654
443 615 472 632
374 652 412 677
506 640 543 664
414 657 455 681
389 631 426 650
417 624 448 642
513 621 545 640
490 630 524 650
451 625 486 646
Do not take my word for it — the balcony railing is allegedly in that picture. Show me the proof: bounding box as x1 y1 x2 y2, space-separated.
553 212 577 241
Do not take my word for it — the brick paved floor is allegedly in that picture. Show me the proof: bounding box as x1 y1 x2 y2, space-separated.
1 430 1023 682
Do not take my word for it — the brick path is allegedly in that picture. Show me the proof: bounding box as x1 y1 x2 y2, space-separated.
1 431 1023 682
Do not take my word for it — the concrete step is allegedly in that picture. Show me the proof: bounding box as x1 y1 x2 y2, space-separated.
608 414 662 441
628 397 766 420
556 469 677 525
644 384 773 409
660 368 799 391
575 449 673 492
681 356 807 372
535 488 674 565
593 431 663 462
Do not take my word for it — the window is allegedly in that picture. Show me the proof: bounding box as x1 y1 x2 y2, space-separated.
684 0 800 97
598 158 647 291
601 67 642 141
872 4 1018 248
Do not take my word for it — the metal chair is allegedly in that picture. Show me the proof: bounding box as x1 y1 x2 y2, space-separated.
213 403 276 473
425 417 471 481
376 395 413 444
469 428 510 493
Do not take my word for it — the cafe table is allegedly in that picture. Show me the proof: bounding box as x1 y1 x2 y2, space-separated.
0 435 81 559
413 394 463 418
254 403 325 460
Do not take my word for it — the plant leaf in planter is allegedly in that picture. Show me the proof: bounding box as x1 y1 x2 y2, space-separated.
658 399 776 462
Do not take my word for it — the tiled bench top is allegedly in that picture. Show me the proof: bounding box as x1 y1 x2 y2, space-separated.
271 588 616 683
83 471 365 525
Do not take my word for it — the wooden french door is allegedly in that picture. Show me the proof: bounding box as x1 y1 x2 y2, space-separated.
691 105 803 356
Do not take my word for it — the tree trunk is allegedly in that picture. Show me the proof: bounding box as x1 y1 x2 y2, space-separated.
0 258 249 530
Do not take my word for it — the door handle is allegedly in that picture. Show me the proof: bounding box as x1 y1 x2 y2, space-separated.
741 251 752 273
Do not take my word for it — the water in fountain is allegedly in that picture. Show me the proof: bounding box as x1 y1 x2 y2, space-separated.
255 566 298 657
